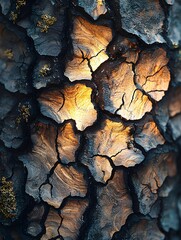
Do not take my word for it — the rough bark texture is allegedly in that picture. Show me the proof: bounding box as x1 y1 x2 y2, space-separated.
0 0 181 239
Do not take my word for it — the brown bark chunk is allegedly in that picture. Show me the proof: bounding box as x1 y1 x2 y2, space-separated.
58 199 88 239
38 83 97 131
168 87 181 117
132 148 177 215
40 164 87 208
19 122 58 201
122 217 165 240
57 122 81 164
41 208 61 240
42 199 88 240
81 118 144 182
135 117 165 152
85 155 112 183
94 60 152 120
86 169 132 240
64 17 112 81
135 48 170 101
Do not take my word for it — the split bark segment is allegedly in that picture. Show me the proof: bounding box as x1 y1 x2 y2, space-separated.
131 147 177 215
81 117 144 183
86 169 133 240
94 46 170 120
64 17 112 81
41 198 88 240
38 83 97 131
19 121 87 208
57 121 81 164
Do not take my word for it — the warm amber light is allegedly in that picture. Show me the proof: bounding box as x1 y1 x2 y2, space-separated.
38 83 97 131
135 48 170 101
64 17 112 81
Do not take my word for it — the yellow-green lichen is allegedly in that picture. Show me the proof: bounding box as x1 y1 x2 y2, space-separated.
0 177 17 219
10 11 18 23
3 49 14 60
16 0 26 10
16 103 31 125
37 14 57 33
39 64 51 77
9 1 26 23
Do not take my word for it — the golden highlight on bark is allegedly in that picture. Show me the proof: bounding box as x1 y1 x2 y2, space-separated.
65 17 112 81
38 83 97 131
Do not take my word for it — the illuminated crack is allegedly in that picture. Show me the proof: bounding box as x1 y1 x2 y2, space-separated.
42 199 88 240
64 17 112 81
134 116 165 152
93 46 171 120
19 122 59 201
135 48 170 101
40 163 88 208
38 83 97 131
131 147 177 215
86 169 133 239
93 60 152 120
57 121 81 164
81 118 144 183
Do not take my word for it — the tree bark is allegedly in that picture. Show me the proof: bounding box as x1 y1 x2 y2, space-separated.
0 0 181 239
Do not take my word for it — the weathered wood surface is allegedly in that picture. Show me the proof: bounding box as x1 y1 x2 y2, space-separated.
38 83 97 131
57 121 81 164
0 0 180 239
64 17 112 81
86 169 133 240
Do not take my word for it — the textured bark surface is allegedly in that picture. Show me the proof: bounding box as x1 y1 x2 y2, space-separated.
0 0 181 239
